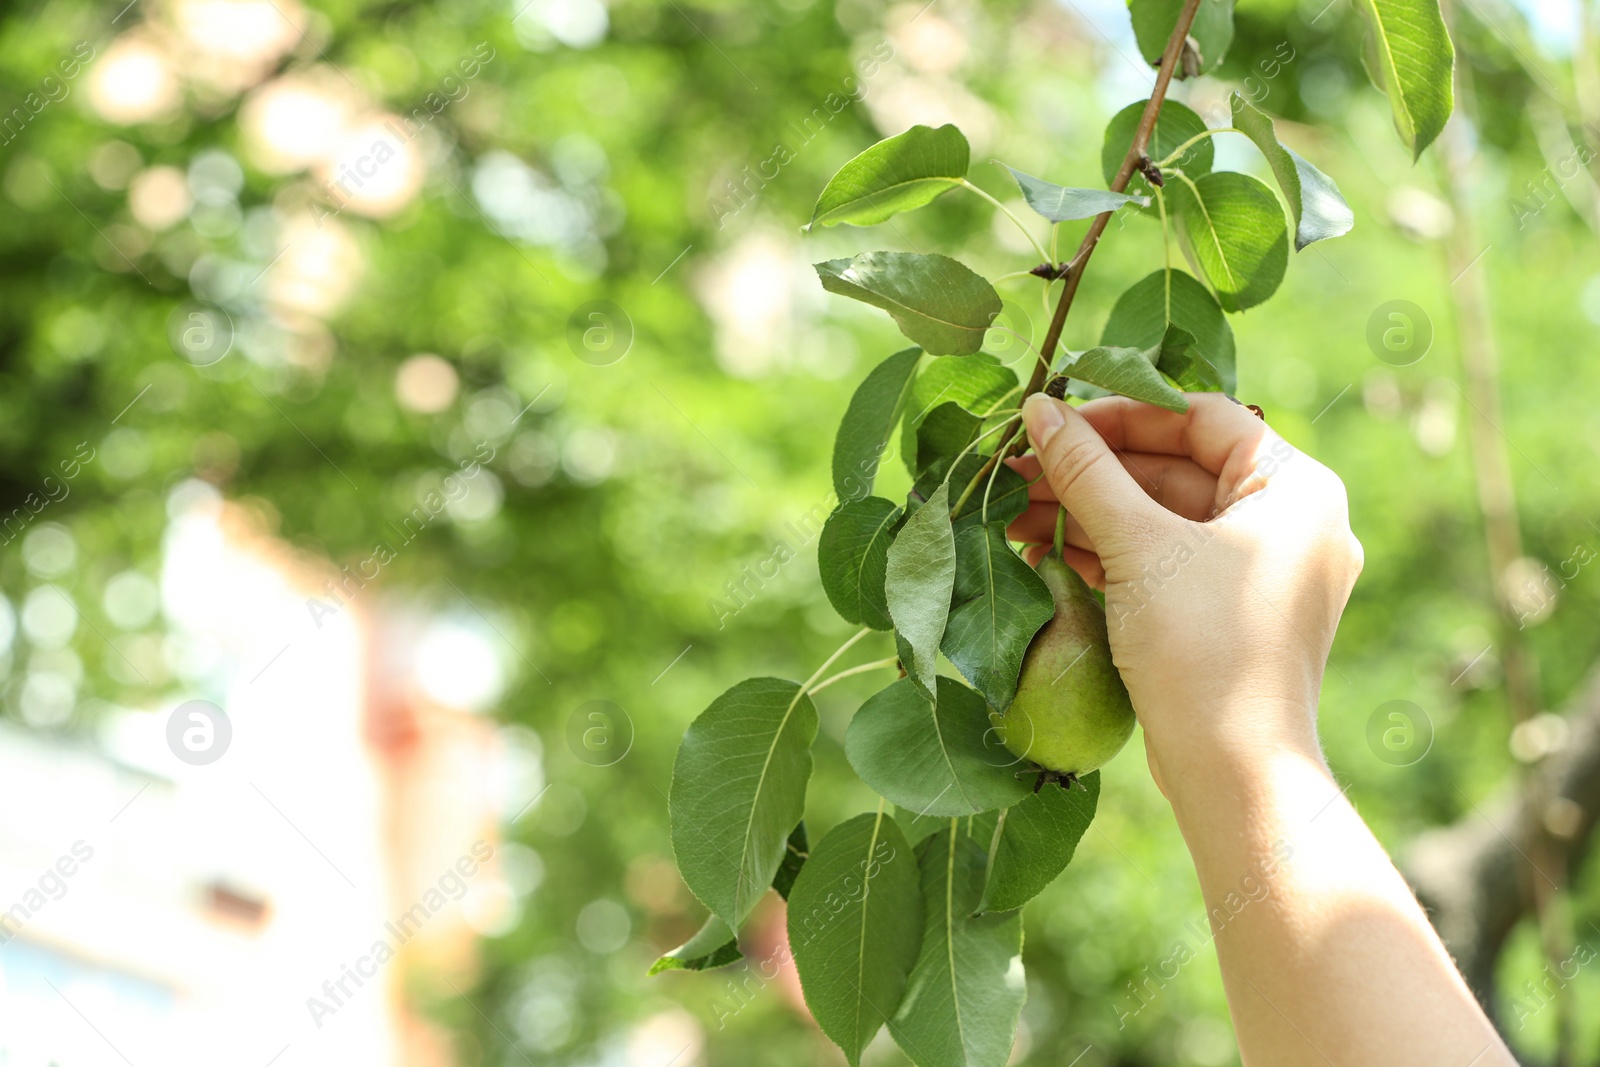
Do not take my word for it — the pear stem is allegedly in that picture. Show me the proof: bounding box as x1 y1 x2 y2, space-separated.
1053 505 1067 559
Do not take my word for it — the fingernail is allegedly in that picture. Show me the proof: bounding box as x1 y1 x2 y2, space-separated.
1023 393 1066 450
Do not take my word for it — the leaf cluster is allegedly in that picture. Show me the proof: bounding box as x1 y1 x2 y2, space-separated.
659 2 1456 1063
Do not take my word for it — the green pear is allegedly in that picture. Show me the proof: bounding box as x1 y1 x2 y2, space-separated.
992 553 1135 775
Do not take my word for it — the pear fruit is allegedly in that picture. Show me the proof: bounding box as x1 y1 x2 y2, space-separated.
992 553 1135 775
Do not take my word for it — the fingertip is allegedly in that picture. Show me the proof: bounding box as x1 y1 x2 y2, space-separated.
1022 393 1068 452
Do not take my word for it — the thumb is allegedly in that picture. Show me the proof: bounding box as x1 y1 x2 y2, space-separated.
1023 393 1170 561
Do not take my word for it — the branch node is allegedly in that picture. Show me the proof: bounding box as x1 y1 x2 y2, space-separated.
1137 156 1166 188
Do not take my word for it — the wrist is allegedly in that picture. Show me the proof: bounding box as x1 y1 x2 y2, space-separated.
1141 699 1327 815
1159 739 1337 855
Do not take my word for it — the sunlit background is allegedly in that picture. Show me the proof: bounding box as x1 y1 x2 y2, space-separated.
0 0 1598 1063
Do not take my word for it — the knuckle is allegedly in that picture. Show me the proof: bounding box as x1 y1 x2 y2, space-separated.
1118 508 1166 551
1303 456 1346 499
1044 433 1105 498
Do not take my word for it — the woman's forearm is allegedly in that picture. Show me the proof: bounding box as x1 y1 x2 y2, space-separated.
1016 395 1515 1062
1158 728 1515 1066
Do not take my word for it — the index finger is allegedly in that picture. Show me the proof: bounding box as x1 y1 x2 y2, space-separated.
1073 393 1272 479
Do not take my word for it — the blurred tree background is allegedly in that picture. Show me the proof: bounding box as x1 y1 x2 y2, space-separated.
2 0 1599 1063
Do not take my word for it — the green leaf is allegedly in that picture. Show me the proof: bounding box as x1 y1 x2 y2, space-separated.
1100 269 1235 392
834 347 922 502
901 354 1018 476
914 402 983 474
911 353 1018 416
886 482 957 698
669 678 819 929
1101 100 1213 205
1354 0 1455 160
1147 324 1223 393
810 125 970 228
950 461 1030 531
910 454 1029 532
1001 165 1147 222
1057 344 1189 413
1167 171 1289 313
774 821 810 900
915 447 1024 524
1130 0 1236 76
816 254 1002 356
788 811 924 1066
909 456 967 511
973 772 1100 913
889 829 1026 1067
1229 94 1354 251
846 676 1032 818
896 806 948 845
820 497 903 630
941 523 1055 712
649 913 743 975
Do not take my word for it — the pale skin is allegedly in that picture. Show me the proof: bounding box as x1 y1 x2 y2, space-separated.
1006 392 1515 1067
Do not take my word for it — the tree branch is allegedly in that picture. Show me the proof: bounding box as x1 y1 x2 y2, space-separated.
1020 0 1206 406
949 0 1204 510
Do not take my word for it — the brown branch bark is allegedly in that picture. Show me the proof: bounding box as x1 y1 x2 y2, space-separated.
952 0 1203 507
948 0 1204 516
1023 0 1204 403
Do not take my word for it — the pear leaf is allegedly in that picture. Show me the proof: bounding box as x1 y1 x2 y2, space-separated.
901 353 1018 477
886 482 957 699
649 913 743 975
788 811 924 1066
973 772 1100 912
1100 269 1235 392
1101 99 1213 208
895 805 948 846
1056 344 1188 413
669 678 818 930
1167 171 1289 312
834 347 922 502
1148 324 1226 393
941 522 1055 712
820 497 903 631
950 459 1031 532
773 821 810 900
889 830 1026 1067
846 675 1032 818
909 455 1029 533
1353 0 1455 159
1002 165 1148 222
811 124 970 228
817 253 1001 356
1229 94 1354 251
914 402 984 475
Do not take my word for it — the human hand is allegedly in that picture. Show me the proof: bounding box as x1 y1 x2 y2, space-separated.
1005 393 1363 794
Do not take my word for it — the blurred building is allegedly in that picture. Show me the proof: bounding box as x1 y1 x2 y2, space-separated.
0 486 518 1067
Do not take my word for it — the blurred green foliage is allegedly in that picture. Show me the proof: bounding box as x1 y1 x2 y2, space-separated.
2 0 1599 1063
